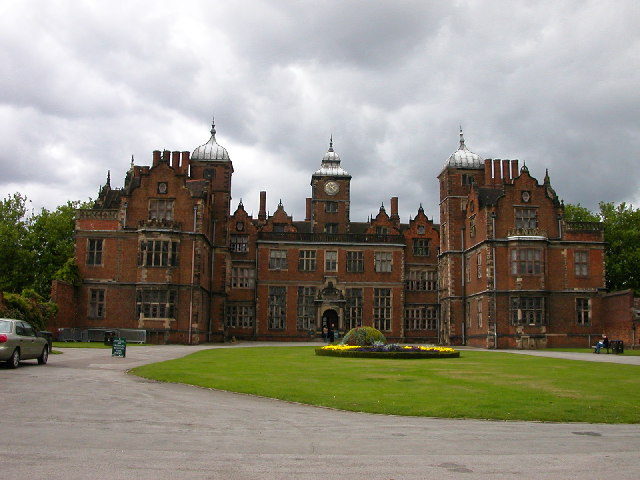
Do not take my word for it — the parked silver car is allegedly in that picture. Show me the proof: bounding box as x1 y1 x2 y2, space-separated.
0 318 49 368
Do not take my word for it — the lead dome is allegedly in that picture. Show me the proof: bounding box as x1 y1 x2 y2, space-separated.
314 136 350 177
191 120 230 161
446 128 483 169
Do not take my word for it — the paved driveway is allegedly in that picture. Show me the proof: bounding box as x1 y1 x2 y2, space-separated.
1 344 639 480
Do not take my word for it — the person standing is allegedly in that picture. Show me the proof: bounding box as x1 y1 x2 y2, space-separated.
328 323 335 343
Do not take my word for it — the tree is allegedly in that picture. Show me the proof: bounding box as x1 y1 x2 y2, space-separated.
598 202 640 294
26 201 81 297
563 203 600 222
0 193 88 298
0 193 34 292
565 202 640 294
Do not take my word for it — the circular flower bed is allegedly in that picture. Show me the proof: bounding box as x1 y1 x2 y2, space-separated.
315 344 460 359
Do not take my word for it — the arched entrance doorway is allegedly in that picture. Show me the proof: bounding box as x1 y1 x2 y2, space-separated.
321 308 339 342
321 309 339 331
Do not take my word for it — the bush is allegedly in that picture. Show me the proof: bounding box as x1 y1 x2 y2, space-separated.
0 289 57 331
341 326 386 346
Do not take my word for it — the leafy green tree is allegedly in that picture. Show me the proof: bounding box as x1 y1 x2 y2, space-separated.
0 193 34 293
563 203 600 222
598 202 640 294
26 201 81 297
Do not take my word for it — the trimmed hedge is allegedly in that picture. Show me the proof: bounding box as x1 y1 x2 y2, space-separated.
341 326 386 346
315 348 460 359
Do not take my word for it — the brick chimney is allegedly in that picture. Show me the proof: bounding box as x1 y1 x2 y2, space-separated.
171 151 180 169
390 196 400 226
181 151 190 176
258 191 267 224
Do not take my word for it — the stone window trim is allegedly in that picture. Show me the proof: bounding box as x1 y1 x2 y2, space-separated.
88 288 105 319
374 251 392 273
574 250 589 277
148 199 174 221
230 235 249 253
373 288 392 331
86 238 104 266
268 286 286 330
269 249 288 270
325 250 338 272
139 239 179 267
413 238 430 256
231 266 256 288
510 247 543 276
346 251 364 273
226 304 255 328
344 288 363 330
514 207 538 230
325 201 338 213
136 288 177 319
576 297 591 326
298 249 317 272
405 269 437 291
510 296 545 326
296 286 317 331
404 305 437 330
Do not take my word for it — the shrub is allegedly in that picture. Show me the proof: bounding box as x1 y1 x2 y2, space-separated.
341 326 386 346
0 289 57 331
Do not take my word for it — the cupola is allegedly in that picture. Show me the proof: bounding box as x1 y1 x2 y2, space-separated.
191 119 230 161
313 136 350 177
445 128 483 169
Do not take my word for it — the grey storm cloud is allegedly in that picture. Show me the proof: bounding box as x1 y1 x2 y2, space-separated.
0 0 638 222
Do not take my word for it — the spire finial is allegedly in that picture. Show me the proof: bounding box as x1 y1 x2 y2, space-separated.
130 155 134 167
459 125 466 150
329 134 334 151
106 170 111 187
210 115 216 136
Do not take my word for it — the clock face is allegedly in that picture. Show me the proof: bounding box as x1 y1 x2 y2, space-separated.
158 182 168 194
324 181 339 195
521 191 531 203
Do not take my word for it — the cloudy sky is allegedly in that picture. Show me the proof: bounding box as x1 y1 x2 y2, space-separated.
1 0 638 223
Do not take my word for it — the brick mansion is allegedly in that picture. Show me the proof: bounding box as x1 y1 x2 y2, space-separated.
51 122 639 348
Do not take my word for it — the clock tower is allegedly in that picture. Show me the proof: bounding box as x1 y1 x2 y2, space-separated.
310 137 352 233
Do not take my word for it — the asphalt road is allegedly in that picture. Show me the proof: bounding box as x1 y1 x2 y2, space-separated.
1 344 639 480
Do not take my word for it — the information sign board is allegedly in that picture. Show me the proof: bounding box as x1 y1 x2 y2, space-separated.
112 337 127 357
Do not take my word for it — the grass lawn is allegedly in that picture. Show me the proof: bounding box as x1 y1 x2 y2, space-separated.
545 348 640 356
130 346 640 423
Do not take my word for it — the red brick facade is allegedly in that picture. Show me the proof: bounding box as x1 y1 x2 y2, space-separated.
50 125 638 347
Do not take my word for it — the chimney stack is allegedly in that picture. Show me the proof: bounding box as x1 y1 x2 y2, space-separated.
390 196 400 226
502 160 510 183
259 191 267 224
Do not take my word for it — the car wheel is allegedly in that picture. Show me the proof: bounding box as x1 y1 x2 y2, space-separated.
8 349 20 369
37 346 48 365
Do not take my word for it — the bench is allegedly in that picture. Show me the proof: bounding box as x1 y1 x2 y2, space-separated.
593 340 624 354
592 343 611 354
